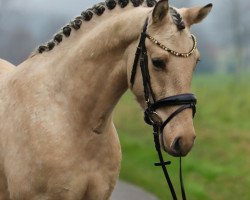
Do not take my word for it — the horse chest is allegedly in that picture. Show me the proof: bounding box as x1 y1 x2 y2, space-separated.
1 120 121 200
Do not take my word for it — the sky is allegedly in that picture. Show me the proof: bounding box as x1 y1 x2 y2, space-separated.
0 0 249 72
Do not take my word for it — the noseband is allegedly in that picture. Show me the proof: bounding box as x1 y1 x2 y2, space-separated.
130 17 197 200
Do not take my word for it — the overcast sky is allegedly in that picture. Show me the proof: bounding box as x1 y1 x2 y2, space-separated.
5 0 217 21
6 0 99 15
0 0 249 70
1 0 217 41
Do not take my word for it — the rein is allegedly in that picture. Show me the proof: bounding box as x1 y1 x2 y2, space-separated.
130 17 197 200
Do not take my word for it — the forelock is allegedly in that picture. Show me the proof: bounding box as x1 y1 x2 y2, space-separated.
169 7 185 30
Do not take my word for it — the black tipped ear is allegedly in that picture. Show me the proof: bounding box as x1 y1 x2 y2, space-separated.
152 0 169 23
196 3 213 23
185 3 213 26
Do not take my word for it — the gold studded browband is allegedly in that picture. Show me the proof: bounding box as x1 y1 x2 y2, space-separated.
146 34 197 58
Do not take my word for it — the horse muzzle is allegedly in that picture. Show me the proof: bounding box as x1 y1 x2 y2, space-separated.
144 93 197 156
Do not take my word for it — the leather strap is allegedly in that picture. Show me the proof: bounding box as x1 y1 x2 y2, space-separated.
151 94 197 110
160 104 196 132
130 17 197 200
153 126 177 200
180 157 186 200
130 18 149 87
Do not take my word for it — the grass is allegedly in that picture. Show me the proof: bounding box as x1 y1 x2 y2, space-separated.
113 73 250 200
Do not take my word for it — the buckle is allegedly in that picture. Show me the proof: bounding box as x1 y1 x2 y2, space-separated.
144 110 162 126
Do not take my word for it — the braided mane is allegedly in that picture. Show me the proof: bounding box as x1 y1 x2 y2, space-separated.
36 0 185 54
37 0 157 54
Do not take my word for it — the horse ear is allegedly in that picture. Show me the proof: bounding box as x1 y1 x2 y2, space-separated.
184 4 213 26
152 0 169 23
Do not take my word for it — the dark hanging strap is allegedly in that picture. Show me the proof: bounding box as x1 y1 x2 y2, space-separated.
131 17 156 104
153 126 178 200
153 126 187 200
180 157 186 200
130 47 141 86
130 18 149 87
140 33 151 103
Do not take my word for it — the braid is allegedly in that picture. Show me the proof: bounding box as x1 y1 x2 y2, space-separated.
62 26 72 37
118 0 129 8
54 34 63 43
146 0 156 7
106 0 117 9
71 19 82 30
47 41 55 50
38 45 47 53
81 10 94 21
92 3 106 15
131 0 143 7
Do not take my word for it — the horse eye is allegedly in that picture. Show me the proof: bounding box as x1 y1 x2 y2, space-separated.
152 58 166 69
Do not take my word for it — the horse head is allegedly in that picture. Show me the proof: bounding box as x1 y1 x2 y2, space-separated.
129 0 212 157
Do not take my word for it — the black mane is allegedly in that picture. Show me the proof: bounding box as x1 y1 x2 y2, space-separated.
37 0 185 54
37 0 156 54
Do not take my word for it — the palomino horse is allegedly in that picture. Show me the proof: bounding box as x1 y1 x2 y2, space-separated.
0 0 212 199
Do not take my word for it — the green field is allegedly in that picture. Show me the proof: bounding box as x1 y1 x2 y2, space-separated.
114 74 250 200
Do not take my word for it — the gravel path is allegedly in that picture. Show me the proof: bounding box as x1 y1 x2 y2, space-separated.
111 181 158 200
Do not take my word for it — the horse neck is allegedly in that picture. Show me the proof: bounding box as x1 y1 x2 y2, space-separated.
21 6 150 132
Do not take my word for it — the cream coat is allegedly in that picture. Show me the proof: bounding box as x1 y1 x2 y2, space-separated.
0 1 212 199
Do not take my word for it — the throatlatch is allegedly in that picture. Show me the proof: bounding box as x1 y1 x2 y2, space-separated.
130 16 197 200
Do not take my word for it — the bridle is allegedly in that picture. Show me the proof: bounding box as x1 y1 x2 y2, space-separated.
130 17 197 200
130 16 197 200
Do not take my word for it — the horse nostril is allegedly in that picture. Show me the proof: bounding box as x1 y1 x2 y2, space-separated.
171 137 182 155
